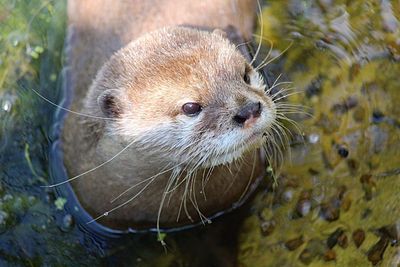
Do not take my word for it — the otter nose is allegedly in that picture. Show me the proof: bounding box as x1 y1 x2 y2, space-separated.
233 102 262 125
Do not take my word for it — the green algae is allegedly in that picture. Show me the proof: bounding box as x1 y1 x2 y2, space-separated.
238 1 400 266
0 0 101 266
0 0 399 266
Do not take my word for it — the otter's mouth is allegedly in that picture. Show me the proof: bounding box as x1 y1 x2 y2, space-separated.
203 131 265 168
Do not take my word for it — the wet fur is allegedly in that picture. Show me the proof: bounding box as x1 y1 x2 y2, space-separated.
61 0 284 230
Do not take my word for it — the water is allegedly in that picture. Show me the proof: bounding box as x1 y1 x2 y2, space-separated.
0 0 399 266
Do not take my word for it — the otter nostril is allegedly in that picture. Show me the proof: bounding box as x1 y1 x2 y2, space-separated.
233 101 262 125
233 114 247 124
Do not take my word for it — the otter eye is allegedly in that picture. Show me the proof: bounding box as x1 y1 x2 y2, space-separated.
182 102 202 116
243 72 251 84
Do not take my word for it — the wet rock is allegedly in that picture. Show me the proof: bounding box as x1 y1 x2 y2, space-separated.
378 224 399 246
327 228 344 249
299 239 325 265
0 210 8 233
323 249 336 262
285 236 304 251
295 190 313 218
316 114 340 134
336 185 347 200
305 77 323 98
336 145 349 158
372 110 385 123
331 96 358 115
308 168 319 175
308 134 320 144
45 190 56 203
299 248 314 265
340 195 352 211
346 158 359 174
338 233 348 248
352 229 366 248
260 220 276 236
319 189 344 222
360 174 377 201
282 190 294 202
320 202 340 222
59 214 74 232
367 237 389 265
368 125 389 154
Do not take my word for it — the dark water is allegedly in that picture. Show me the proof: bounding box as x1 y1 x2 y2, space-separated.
0 0 399 266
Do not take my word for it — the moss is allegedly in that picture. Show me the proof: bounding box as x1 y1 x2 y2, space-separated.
238 1 400 266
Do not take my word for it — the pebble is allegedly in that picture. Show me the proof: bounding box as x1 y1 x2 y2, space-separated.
319 202 340 222
331 96 358 115
260 220 276 236
0 210 8 233
352 229 365 248
298 239 325 265
372 110 385 123
295 190 313 217
368 237 389 265
337 145 349 158
360 174 377 201
284 236 304 251
338 233 348 248
327 228 344 249
323 249 336 262
299 248 314 265
378 224 399 246
308 133 320 144
60 214 74 232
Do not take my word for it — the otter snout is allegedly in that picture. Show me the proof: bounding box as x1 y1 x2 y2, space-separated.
233 101 262 125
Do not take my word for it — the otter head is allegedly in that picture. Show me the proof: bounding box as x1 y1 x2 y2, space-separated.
89 26 276 169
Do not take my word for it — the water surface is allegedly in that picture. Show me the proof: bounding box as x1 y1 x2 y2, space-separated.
0 0 399 266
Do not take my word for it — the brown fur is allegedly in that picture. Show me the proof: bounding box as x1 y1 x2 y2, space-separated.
62 0 273 230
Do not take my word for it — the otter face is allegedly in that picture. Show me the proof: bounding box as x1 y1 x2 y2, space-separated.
94 27 276 168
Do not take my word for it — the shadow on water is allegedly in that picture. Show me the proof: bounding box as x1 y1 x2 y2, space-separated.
0 0 399 266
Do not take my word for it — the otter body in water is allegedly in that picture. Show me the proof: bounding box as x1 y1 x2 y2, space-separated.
62 0 277 230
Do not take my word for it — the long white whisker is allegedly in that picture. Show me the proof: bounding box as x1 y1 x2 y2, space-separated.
43 138 137 187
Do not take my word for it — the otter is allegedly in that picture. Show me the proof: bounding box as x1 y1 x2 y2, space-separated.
60 0 279 231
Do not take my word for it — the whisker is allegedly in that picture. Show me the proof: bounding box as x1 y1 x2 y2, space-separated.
249 0 265 66
43 138 137 187
31 87 125 121
255 41 293 71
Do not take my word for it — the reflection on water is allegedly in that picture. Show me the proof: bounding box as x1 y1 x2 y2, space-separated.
0 0 399 266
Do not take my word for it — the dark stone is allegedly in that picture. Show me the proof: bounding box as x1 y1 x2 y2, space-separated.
360 174 377 200
260 220 276 236
337 146 349 158
320 202 340 222
338 234 348 248
352 229 366 248
331 96 358 115
305 78 323 98
299 249 314 265
327 228 344 249
285 236 304 251
59 214 74 232
346 159 359 174
294 190 313 218
372 110 385 123
367 237 389 265
378 225 399 246
323 249 336 262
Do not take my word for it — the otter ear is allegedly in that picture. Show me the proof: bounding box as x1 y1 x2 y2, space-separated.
97 89 123 118
212 28 227 38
